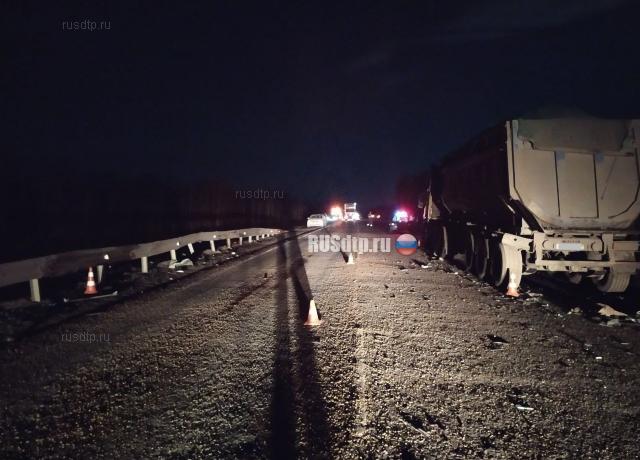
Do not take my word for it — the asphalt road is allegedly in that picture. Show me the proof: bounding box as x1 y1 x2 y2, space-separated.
1 224 639 459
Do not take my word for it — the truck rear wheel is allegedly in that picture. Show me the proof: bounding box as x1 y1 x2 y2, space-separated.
489 239 524 288
594 271 630 293
462 229 474 272
473 234 489 280
489 240 507 286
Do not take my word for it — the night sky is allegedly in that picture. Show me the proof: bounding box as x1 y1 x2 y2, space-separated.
3 1 640 211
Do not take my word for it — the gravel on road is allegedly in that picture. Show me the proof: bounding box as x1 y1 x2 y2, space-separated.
1 225 639 459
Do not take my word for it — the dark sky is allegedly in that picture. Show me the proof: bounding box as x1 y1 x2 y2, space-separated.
3 1 639 211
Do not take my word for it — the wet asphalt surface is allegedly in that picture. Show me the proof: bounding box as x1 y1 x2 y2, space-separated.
1 223 639 459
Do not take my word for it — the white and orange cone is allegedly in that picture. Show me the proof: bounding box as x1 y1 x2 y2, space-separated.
84 267 98 295
304 299 322 326
506 273 519 297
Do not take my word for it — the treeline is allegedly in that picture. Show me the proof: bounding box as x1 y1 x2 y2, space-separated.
0 174 307 263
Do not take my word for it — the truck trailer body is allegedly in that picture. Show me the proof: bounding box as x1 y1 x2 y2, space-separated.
344 202 358 221
423 117 640 292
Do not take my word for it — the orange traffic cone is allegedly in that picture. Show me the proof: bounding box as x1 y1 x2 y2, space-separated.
347 253 355 264
304 299 322 326
84 267 98 295
506 273 519 297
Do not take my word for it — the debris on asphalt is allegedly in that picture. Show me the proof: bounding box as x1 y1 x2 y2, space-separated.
169 259 194 269
399 413 430 437
568 307 582 315
597 303 627 318
487 334 508 349
515 404 535 412
602 318 622 327
63 291 119 303
487 334 508 344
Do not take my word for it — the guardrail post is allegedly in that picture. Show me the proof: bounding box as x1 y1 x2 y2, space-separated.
249 235 253 243
209 240 216 252
141 256 148 273
29 279 41 302
238 236 242 245
170 249 177 261
226 238 231 249
96 264 104 284
187 243 194 254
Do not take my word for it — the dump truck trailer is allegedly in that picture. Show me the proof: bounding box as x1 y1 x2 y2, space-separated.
422 117 640 292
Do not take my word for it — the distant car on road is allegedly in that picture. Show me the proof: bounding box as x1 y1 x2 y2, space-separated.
307 214 327 227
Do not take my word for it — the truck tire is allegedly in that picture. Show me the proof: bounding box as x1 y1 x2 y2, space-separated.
594 271 630 293
473 234 489 280
489 240 507 286
462 229 474 271
489 240 523 287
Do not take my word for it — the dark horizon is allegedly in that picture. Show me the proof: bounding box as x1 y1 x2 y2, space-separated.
3 1 640 213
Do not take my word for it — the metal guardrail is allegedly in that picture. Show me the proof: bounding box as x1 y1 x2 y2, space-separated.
0 227 283 301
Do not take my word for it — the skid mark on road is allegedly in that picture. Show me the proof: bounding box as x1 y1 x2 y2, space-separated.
354 326 371 437
351 266 374 441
